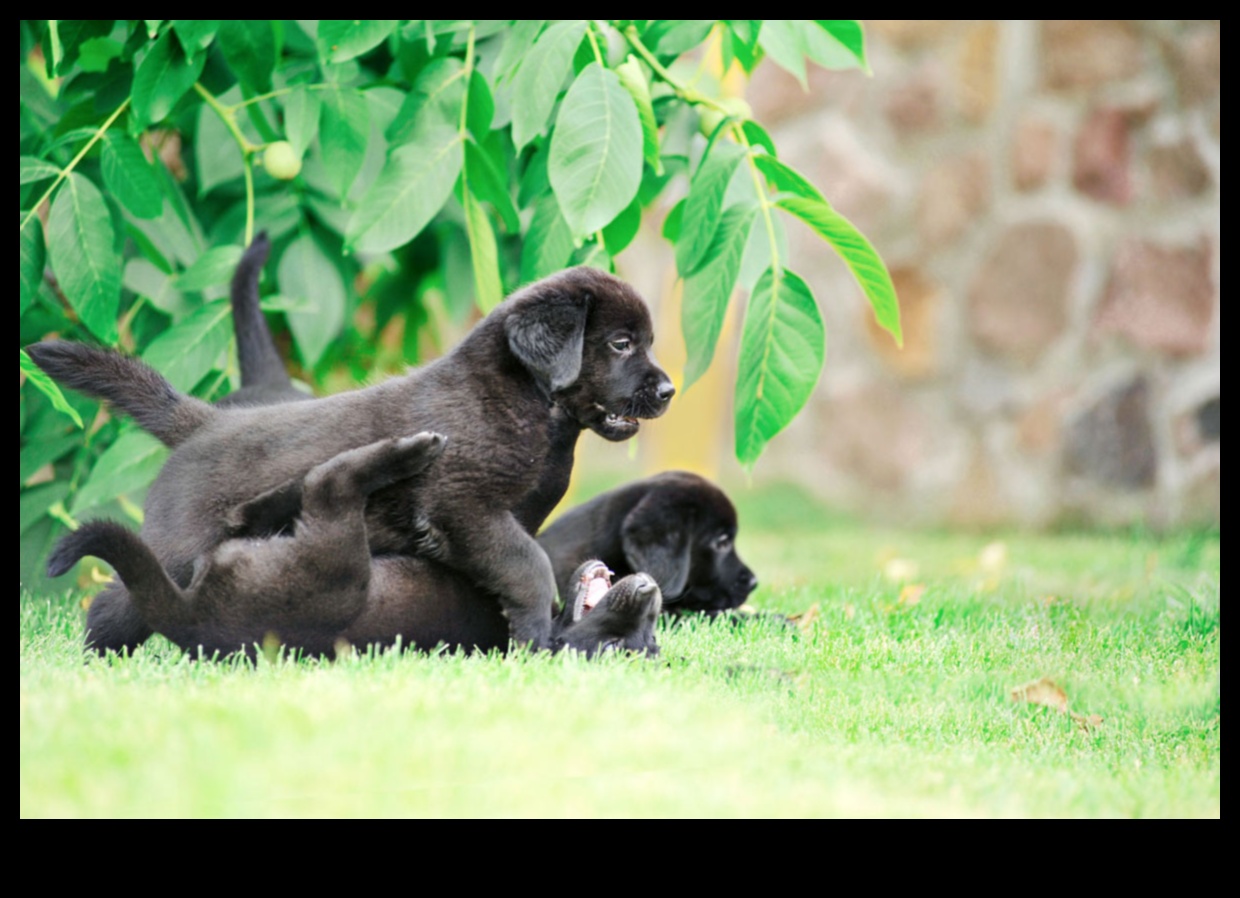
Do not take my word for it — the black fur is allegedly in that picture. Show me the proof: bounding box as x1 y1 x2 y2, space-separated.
30 266 673 653
539 471 758 616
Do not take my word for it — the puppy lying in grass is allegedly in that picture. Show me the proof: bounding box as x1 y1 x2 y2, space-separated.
49 434 661 659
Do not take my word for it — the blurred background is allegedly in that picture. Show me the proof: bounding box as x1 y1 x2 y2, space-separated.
587 20 1220 530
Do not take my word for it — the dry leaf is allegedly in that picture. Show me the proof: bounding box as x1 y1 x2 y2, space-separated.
842 603 856 621
261 631 283 664
333 638 356 660
1070 711 1105 731
898 583 926 606
1010 676 1069 713
790 603 820 631
979 541 1008 572
79 594 94 611
883 558 920 582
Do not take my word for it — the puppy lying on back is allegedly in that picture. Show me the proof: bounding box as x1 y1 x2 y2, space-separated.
48 433 661 659
29 253 674 653
539 472 758 616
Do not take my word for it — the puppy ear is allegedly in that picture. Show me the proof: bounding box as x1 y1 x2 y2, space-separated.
621 494 691 599
504 289 591 393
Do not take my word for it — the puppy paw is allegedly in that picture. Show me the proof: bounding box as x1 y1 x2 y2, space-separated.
388 431 447 481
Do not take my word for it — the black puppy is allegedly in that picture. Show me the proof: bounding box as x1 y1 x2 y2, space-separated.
29 266 674 653
50 455 661 658
539 471 758 616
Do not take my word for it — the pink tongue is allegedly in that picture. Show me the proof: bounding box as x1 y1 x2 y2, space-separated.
583 576 609 610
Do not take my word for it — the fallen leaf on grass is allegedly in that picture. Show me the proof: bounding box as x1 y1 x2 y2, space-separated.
1011 676 1068 713
898 583 926 606
1011 675 1104 729
789 602 820 631
883 558 920 582
80 594 94 611
842 602 856 620
1070 712 1105 731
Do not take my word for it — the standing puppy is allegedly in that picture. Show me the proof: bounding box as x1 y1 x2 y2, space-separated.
29 267 674 652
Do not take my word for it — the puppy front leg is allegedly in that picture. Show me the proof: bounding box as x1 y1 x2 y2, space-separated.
450 512 556 650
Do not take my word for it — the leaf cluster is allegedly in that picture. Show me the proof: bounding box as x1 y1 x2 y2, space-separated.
19 20 899 592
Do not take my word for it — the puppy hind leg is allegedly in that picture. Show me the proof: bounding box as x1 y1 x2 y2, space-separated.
301 432 446 516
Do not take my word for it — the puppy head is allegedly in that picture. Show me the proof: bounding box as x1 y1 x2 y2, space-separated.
505 268 674 441
623 473 758 615
555 563 661 657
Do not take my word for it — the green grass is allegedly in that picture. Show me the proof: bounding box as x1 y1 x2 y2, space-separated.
20 486 1219 817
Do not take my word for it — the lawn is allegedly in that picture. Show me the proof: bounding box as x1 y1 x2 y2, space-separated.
19 485 1220 817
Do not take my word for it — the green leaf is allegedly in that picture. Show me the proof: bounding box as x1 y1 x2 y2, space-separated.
19 434 81 486
682 205 755 390
775 195 902 347
320 86 370 199
511 20 587 151
20 482 70 536
131 30 206 127
662 198 685 242
142 299 233 392
549 63 643 240
812 21 868 72
601 197 641 256
467 71 495 140
175 245 244 292
45 173 121 343
20 349 84 429
20 217 45 316
76 36 124 72
464 140 519 233
20 156 61 184
494 20 545 82
70 429 168 515
386 57 467 147
195 102 245 195
647 20 715 56
752 153 825 203
614 55 662 176
279 234 346 368
347 126 463 254
218 20 276 93
757 20 807 88
102 132 163 219
520 193 574 283
48 20 114 74
735 268 825 468
463 187 503 313
741 121 777 157
675 140 746 277
284 87 322 159
738 206 786 293
124 258 188 318
317 20 397 64
172 20 220 58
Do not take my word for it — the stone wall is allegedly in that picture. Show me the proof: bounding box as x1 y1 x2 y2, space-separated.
645 20 1220 529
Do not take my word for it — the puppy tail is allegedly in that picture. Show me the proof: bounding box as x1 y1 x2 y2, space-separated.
25 341 215 447
48 521 192 629
230 231 292 392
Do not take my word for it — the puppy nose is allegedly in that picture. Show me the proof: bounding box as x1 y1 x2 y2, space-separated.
743 571 758 593
655 380 676 404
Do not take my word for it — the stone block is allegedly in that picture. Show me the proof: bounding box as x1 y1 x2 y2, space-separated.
1041 20 1144 91
864 267 941 380
1149 138 1210 200
1064 377 1156 489
1012 116 1057 191
1073 107 1132 204
956 21 1000 122
969 222 1077 363
917 151 990 247
1094 239 1214 356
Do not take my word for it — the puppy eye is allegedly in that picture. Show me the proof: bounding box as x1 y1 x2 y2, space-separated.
713 534 732 551
609 339 632 353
